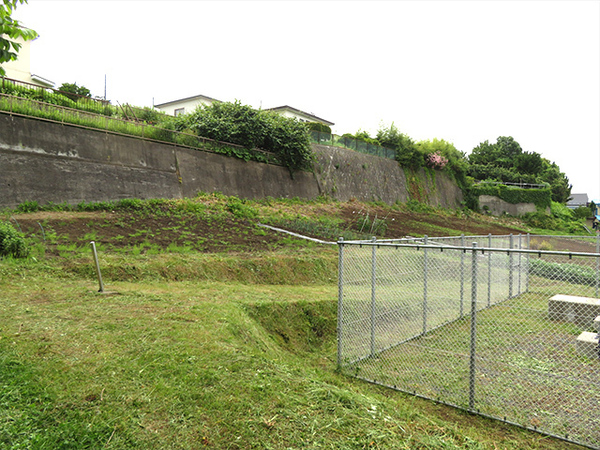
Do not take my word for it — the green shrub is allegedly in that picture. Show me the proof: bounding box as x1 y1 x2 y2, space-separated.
550 201 573 221
226 197 258 219
58 82 91 101
522 211 557 229
529 259 598 287
182 101 313 175
76 201 115 212
306 122 332 134
16 200 40 213
0 221 28 258
405 199 435 213
573 206 591 220
116 198 144 210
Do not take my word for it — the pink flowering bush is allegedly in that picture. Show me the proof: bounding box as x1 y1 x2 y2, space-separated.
426 151 448 170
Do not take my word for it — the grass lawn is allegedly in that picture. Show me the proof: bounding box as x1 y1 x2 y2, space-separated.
0 196 592 449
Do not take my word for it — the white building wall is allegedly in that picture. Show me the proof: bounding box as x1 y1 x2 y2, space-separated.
2 35 33 83
155 97 215 116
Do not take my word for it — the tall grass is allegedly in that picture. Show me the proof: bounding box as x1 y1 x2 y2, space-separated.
0 94 281 166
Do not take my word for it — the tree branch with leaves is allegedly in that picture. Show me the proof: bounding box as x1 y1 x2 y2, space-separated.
0 0 37 77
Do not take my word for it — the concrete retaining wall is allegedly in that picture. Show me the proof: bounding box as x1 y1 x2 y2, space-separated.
479 194 538 216
312 144 463 208
0 114 464 209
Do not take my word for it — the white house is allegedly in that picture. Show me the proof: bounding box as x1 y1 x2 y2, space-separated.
153 94 334 127
1 35 54 88
262 105 334 127
153 94 220 117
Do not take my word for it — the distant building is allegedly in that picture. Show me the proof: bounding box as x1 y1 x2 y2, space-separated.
153 94 220 117
153 95 334 127
262 105 334 127
566 193 589 210
1 35 54 88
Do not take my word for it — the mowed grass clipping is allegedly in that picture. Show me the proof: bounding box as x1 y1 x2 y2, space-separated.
0 258 585 450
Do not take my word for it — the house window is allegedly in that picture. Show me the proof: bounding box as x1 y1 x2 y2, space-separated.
174 108 185 116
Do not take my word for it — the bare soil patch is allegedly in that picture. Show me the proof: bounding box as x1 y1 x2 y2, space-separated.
9 203 528 256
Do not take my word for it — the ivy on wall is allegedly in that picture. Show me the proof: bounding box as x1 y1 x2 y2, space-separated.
472 183 552 209
404 167 429 203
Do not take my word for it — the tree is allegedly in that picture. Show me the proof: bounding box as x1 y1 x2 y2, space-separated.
58 82 92 101
495 136 523 168
376 123 423 168
467 136 572 203
514 151 543 176
0 0 37 77
538 160 572 203
468 136 522 168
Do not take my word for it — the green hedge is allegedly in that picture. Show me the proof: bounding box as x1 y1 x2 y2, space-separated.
529 258 599 287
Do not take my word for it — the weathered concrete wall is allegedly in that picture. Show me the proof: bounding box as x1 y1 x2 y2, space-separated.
0 114 464 209
312 144 463 208
0 115 319 208
176 148 318 200
479 195 538 216
0 114 183 207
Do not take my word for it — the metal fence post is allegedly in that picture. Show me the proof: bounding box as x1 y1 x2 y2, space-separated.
518 234 522 296
487 233 492 307
526 233 530 292
370 237 377 356
509 234 514 299
337 238 344 368
460 234 465 317
423 235 428 335
596 232 599 298
469 242 478 411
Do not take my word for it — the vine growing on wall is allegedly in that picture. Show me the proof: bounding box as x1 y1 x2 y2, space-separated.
404 167 429 203
472 182 552 209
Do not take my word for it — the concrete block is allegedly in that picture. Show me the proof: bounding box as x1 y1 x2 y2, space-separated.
548 295 600 328
576 332 599 359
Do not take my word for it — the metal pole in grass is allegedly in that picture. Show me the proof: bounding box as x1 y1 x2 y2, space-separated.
370 237 377 357
469 242 478 411
487 233 492 307
90 241 104 293
460 234 465 317
423 235 429 335
337 237 344 368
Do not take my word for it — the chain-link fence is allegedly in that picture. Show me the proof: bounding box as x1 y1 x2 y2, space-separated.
308 130 396 159
337 234 600 449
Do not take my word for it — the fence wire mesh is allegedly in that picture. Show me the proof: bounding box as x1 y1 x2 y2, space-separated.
337 234 600 449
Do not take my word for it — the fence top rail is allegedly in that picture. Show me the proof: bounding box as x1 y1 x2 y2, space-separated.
337 240 600 258
341 235 514 245
374 234 515 242
531 234 600 239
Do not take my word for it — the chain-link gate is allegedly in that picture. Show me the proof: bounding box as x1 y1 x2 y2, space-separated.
337 234 600 449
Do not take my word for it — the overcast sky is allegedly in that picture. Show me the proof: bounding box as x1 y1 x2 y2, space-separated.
13 0 600 201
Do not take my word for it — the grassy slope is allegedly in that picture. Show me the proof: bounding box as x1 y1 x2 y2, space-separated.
0 197 587 449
